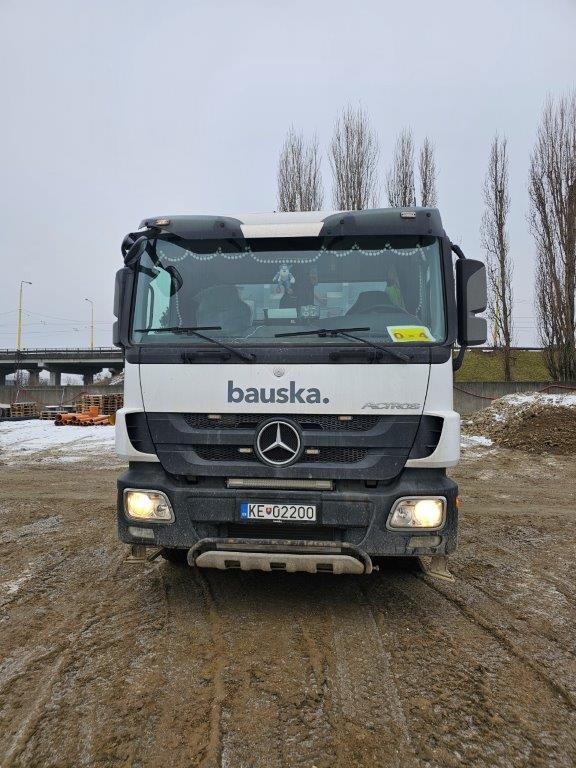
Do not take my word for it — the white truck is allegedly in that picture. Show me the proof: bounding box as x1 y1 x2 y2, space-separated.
113 208 486 575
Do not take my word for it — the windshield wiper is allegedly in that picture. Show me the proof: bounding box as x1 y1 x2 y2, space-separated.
135 326 255 363
275 326 410 363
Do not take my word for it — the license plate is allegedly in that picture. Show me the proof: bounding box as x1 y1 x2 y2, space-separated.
239 502 317 523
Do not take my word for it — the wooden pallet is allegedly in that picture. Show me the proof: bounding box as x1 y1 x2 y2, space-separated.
76 394 124 415
10 402 39 418
76 395 101 413
101 394 124 415
40 410 64 420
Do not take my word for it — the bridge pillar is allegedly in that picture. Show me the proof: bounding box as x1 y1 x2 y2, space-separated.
49 371 62 387
0 372 6 386
27 369 40 386
83 371 94 386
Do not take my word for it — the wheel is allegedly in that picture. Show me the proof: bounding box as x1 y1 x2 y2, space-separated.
161 547 189 565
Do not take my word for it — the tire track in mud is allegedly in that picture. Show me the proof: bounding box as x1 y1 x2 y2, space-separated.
417 572 576 709
329 578 417 768
131 563 217 768
197 570 336 768
450 563 576 692
363 565 576 768
183 570 422 768
1 522 168 768
1 614 101 768
193 569 231 768
439 531 576 699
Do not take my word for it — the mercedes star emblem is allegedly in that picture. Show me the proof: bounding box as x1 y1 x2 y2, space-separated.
255 419 302 467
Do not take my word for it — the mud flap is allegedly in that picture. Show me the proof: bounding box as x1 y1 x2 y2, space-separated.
124 544 163 564
418 555 454 582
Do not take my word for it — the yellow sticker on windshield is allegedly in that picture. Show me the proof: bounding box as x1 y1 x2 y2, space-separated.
387 325 435 343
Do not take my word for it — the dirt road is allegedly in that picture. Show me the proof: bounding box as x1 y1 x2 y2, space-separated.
1 440 576 767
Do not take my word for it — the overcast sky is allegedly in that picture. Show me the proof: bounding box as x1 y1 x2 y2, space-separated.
1 0 575 349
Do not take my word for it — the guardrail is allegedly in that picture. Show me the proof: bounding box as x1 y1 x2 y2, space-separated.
0 348 122 360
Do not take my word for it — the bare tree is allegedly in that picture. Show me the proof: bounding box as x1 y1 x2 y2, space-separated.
418 137 437 206
277 127 324 212
528 93 576 381
329 106 379 210
386 128 416 207
481 135 514 380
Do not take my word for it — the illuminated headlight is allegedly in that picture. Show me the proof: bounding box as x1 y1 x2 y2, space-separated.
124 489 173 522
388 497 446 530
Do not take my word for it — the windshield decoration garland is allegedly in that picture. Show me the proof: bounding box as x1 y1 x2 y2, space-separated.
157 242 427 265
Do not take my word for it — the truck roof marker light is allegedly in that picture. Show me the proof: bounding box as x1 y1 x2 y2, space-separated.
400 211 416 219
153 218 170 227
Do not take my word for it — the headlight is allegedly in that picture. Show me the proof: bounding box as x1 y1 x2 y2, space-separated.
124 489 173 522
388 497 446 530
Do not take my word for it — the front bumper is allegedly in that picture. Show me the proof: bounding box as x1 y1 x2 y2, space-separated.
117 462 458 559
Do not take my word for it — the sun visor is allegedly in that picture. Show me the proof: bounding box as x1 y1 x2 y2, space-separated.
319 208 445 238
138 215 245 240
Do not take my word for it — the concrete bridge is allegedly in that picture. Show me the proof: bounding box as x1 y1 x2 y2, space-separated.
0 348 124 386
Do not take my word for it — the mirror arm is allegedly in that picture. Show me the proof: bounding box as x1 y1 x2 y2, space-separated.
451 242 466 369
451 242 466 260
452 345 466 372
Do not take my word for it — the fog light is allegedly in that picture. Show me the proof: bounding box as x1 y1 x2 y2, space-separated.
388 496 446 530
128 525 155 540
124 489 173 522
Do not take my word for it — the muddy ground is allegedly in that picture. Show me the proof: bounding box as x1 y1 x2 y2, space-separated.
1 442 576 768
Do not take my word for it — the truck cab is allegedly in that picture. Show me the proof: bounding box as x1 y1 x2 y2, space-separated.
113 208 487 574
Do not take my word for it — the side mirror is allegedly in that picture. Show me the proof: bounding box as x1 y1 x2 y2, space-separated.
455 259 487 346
113 267 132 348
123 236 149 266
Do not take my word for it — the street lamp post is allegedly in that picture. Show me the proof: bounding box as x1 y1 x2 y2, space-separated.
16 281 32 350
84 298 94 350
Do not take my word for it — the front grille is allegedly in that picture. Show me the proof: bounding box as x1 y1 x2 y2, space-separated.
193 445 368 464
227 523 339 541
300 447 368 463
184 413 379 432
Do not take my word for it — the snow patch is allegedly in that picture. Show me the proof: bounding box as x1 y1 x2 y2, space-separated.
0 420 116 465
461 435 493 448
4 570 33 595
500 392 576 409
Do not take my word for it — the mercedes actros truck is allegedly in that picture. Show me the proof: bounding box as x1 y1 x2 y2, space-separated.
113 208 486 575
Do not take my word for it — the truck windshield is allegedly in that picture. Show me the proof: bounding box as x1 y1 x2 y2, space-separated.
131 235 446 346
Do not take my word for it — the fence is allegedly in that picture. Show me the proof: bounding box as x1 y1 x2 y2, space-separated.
454 381 576 415
0 384 123 409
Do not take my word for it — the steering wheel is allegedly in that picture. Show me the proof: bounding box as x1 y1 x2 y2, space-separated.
347 302 406 315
